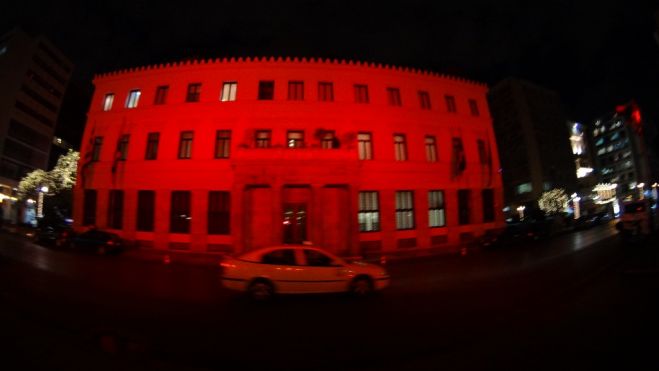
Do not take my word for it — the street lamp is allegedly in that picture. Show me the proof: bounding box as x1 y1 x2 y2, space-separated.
37 186 48 218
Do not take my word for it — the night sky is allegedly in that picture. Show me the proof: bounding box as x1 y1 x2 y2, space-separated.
3 1 658 147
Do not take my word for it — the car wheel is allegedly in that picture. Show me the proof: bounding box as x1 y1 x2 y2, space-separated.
350 276 373 297
248 279 274 301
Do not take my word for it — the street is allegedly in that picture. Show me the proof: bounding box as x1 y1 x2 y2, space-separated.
1 223 658 371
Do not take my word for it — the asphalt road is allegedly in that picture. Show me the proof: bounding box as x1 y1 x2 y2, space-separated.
1 223 658 371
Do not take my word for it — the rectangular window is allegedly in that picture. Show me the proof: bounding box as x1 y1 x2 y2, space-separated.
358 132 373 160
220 82 237 102
468 99 480 116
482 189 495 223
117 134 129 160
170 191 191 233
208 191 230 234
477 139 487 165
458 189 471 225
445 95 457 113
321 130 336 149
136 190 155 232
145 132 159 160
428 190 446 227
125 89 141 108
178 131 193 159
83 189 97 226
258 81 275 100
102 93 114 111
318 82 334 102
92 136 103 162
287 131 304 148
395 191 415 230
425 136 438 162
387 87 402 106
255 130 271 148
107 190 124 229
419 91 431 110
394 134 407 161
154 85 169 105
354 84 369 103
358 191 380 232
215 130 231 158
186 83 201 102
287 81 304 101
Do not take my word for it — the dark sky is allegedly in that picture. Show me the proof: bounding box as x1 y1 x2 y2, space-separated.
3 0 658 144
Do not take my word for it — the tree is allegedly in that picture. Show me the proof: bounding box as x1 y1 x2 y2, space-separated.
538 188 569 215
17 150 79 220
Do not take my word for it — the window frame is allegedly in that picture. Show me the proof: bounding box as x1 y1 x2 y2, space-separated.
145 132 159 160
354 84 369 104
186 83 202 102
107 190 124 229
428 190 446 228
208 191 231 235
358 191 380 232
318 81 334 102
287 130 305 148
215 130 231 158
255 130 272 148
394 134 407 161
358 132 373 160
136 190 156 232
102 93 114 111
425 135 438 162
178 131 193 159
445 95 457 113
125 89 141 109
395 191 415 230
154 85 169 105
287 81 304 101
258 80 275 100
220 81 238 102
419 91 431 110
387 87 402 106
170 191 191 233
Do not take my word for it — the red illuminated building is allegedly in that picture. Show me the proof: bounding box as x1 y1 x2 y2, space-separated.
73 57 504 257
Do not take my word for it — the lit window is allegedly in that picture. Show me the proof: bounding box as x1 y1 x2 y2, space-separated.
255 130 271 148
394 134 407 161
358 132 373 160
425 136 437 162
102 93 114 111
287 131 304 148
516 183 532 195
445 95 456 113
358 191 380 232
428 190 445 227
288 81 304 101
125 89 141 108
186 83 201 102
220 82 237 102
154 85 168 105
215 130 231 158
395 191 415 230
419 91 431 110
468 99 479 116
321 130 336 149
178 131 193 159
354 84 369 103
258 81 275 100
318 82 334 102
387 87 402 106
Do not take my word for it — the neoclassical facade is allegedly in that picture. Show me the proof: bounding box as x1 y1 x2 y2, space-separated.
73 57 504 257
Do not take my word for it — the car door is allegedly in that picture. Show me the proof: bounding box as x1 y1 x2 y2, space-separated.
259 248 304 293
297 248 349 293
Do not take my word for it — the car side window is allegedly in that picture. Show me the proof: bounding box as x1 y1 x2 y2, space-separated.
303 249 334 267
261 249 297 266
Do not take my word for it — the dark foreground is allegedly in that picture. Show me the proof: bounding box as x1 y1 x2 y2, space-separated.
1 223 658 370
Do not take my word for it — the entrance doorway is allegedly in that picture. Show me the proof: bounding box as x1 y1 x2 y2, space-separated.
283 203 307 244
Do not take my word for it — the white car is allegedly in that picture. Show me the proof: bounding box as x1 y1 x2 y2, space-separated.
220 245 390 300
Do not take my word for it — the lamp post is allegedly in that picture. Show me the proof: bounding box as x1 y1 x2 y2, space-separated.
37 186 48 218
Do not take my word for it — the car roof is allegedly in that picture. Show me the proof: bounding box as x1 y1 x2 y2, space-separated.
236 245 333 262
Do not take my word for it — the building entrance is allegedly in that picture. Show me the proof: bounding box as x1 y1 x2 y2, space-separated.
283 203 307 244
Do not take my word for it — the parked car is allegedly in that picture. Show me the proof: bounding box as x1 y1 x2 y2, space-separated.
34 224 70 246
220 245 390 300
478 223 534 249
68 229 125 255
616 199 657 239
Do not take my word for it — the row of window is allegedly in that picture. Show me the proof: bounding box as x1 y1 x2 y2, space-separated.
82 189 495 234
89 129 491 164
358 189 495 231
101 81 481 115
83 190 230 234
